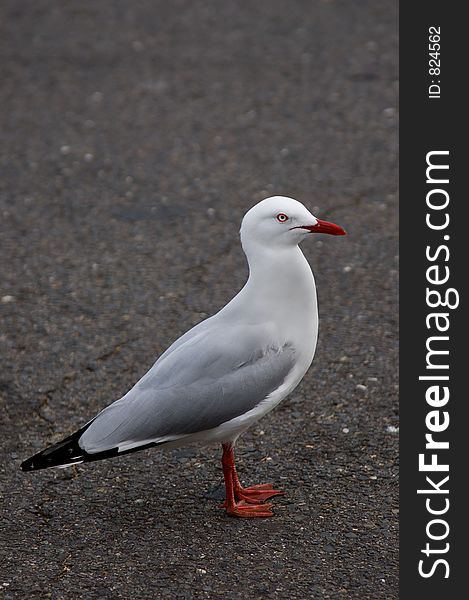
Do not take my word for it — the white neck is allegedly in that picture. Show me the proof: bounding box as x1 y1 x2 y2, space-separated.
221 243 318 336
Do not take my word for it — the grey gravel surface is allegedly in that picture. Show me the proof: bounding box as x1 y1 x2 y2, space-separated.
0 1 398 598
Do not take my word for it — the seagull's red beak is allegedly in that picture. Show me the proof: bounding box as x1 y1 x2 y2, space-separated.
293 219 347 236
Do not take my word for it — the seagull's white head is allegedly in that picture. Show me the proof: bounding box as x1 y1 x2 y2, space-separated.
240 196 346 253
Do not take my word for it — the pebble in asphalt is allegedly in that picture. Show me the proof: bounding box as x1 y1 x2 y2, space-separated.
0 1 398 598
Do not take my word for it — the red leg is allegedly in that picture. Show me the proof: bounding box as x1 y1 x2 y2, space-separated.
220 444 279 517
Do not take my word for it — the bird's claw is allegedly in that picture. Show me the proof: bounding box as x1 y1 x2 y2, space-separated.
218 483 285 508
237 483 285 503
225 500 274 518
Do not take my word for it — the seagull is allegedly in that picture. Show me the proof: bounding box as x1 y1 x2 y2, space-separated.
21 196 346 518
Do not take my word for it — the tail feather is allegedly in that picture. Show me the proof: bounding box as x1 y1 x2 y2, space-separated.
21 421 166 472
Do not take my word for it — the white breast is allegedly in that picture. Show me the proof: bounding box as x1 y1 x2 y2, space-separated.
181 245 319 446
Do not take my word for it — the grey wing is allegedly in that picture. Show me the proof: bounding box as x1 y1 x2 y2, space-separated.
80 321 295 454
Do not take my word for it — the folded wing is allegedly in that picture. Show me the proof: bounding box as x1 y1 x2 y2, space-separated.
79 320 295 454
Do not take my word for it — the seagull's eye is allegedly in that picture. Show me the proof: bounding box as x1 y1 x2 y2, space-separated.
276 213 289 223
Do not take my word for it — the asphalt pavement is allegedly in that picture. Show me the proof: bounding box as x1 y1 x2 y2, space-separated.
0 1 398 598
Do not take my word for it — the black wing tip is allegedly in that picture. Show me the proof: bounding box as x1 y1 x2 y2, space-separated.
20 442 85 472
20 422 92 472
20 424 168 472
20 456 37 472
